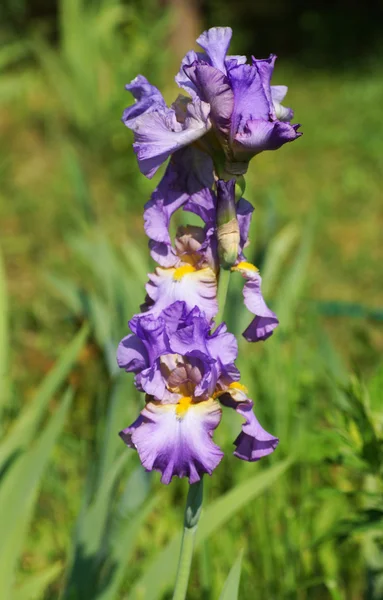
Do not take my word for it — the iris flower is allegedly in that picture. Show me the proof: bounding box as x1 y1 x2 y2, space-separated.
141 178 278 342
117 302 278 483
122 27 301 179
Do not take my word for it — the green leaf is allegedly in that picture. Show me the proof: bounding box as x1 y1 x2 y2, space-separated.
61 453 128 599
14 563 62 600
261 223 300 297
0 247 8 412
130 458 293 600
274 219 314 330
61 377 149 600
218 549 244 600
0 324 89 467
0 388 73 598
95 497 158 600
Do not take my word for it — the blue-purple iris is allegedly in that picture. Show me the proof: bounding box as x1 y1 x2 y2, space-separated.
117 303 278 484
117 26 297 483
141 177 278 342
123 27 301 178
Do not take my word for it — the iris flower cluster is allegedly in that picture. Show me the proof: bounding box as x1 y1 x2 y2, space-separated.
118 27 301 484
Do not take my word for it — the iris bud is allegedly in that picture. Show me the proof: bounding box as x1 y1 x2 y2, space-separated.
216 179 240 270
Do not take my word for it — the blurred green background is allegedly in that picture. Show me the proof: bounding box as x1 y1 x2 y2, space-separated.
1 0 382 599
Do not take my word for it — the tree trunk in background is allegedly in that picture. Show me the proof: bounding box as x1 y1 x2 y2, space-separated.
166 0 202 68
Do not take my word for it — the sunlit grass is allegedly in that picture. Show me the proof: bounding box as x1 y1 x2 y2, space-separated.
0 1 382 598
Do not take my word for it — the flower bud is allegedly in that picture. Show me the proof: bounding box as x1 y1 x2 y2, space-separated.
216 179 240 269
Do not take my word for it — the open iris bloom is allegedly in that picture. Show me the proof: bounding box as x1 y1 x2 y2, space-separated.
123 27 301 179
117 302 278 484
141 177 278 342
119 25 300 597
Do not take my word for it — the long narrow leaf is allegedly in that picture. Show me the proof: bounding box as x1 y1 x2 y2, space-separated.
130 458 292 600
0 388 73 598
96 497 158 600
0 247 8 411
218 549 244 600
261 223 299 297
0 324 88 467
14 563 62 600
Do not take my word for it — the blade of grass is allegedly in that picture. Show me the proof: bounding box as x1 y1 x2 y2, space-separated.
218 549 244 600
96 497 158 600
274 220 314 330
0 324 89 467
130 458 293 600
0 388 73 598
14 563 62 600
0 247 8 413
261 223 299 297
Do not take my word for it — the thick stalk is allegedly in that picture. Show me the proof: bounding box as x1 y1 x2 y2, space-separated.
215 267 231 326
172 240 232 600
172 479 204 600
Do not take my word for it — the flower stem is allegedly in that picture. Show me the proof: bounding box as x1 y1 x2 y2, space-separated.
216 267 231 326
172 479 204 600
172 258 231 599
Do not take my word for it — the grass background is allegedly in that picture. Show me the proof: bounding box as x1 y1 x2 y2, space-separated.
0 0 382 598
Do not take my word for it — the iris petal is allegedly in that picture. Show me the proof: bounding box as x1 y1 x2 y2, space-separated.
120 399 223 484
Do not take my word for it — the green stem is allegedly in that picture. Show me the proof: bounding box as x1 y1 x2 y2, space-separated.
215 267 231 326
172 254 232 600
172 479 204 600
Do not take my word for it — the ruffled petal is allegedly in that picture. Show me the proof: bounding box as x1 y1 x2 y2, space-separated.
225 55 247 70
148 240 178 268
129 314 170 361
232 262 279 342
169 309 210 353
234 119 302 157
144 266 218 322
175 50 206 97
251 55 277 120
161 301 188 334
228 63 270 136
243 315 279 342
136 363 167 399
184 63 234 134
219 393 278 461
132 98 211 178
207 322 238 368
144 146 214 247
183 187 217 226
120 399 223 484
196 27 232 74
122 75 166 128
271 86 294 121
234 401 278 460
144 188 186 245
116 334 148 373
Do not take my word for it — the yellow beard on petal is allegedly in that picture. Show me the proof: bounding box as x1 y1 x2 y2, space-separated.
175 396 193 418
173 264 197 281
229 381 249 394
213 381 249 400
233 261 258 272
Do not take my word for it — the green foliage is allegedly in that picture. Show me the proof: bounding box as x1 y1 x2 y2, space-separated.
0 1 382 599
0 301 88 598
218 549 244 600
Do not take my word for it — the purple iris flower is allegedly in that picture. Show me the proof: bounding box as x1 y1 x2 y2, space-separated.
139 177 278 342
122 28 301 180
122 76 212 178
140 184 219 322
141 223 218 322
117 302 278 484
176 27 301 173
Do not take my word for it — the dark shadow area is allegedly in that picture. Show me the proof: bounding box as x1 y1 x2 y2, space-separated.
203 0 383 68
2 0 383 69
